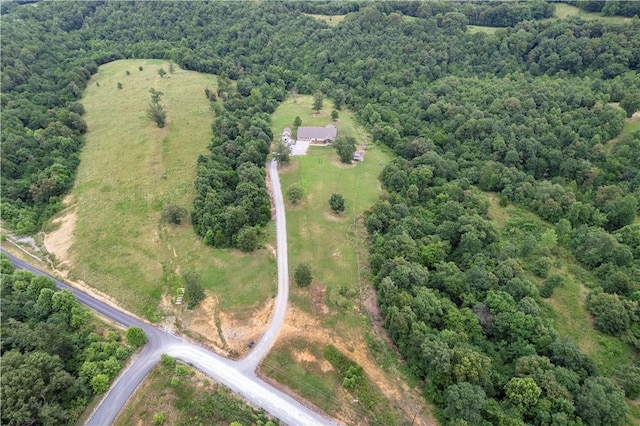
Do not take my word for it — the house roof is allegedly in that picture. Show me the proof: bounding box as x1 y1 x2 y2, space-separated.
297 124 337 141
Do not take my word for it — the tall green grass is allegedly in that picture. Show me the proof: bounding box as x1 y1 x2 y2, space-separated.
67 59 275 320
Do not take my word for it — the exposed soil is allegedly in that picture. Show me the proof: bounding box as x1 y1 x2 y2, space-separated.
323 211 348 222
312 284 329 317
42 198 77 269
269 306 436 426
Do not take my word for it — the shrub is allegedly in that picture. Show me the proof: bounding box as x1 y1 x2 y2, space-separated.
125 326 148 348
286 184 303 205
329 193 345 213
294 263 313 287
162 204 188 224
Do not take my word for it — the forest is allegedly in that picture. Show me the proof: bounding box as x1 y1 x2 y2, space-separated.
1 1 639 425
0 255 134 424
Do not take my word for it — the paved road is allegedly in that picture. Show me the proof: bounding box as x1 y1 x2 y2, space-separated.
1 161 337 426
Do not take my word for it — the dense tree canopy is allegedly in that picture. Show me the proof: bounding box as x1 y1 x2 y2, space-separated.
1 1 639 424
0 255 130 424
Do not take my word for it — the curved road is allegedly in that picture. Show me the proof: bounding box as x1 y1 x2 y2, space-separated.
2 160 337 426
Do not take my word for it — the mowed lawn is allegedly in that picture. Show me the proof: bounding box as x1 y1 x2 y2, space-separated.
70 59 275 320
274 97 390 309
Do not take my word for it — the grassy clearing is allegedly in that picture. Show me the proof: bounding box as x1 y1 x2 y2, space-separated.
67 59 275 320
553 3 631 23
262 339 342 414
265 98 431 424
467 25 500 34
486 194 636 369
604 108 639 153
303 13 347 26
115 357 275 426
275 98 388 308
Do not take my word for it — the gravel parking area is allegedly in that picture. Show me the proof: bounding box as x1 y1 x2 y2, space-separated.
289 140 310 155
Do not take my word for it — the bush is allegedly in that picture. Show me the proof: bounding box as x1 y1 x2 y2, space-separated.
531 256 552 278
152 412 166 425
294 263 313 287
540 274 564 298
162 204 188 224
286 184 303 205
184 271 205 309
329 193 345 213
236 226 259 252
125 326 148 348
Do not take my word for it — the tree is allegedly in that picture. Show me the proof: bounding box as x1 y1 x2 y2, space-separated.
272 140 291 164
90 374 110 394
158 67 167 78
168 62 175 74
117 82 123 90
162 204 188 224
331 110 339 121
619 91 640 118
505 377 541 409
147 102 167 128
329 193 345 213
286 183 303 205
334 89 346 110
443 382 487 424
334 136 357 164
125 327 148 348
184 271 205 309
236 226 259 252
294 263 313 287
575 377 627 426
148 88 167 128
313 91 324 112
294 116 302 128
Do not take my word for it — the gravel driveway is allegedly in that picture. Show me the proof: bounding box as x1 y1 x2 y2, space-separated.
290 140 310 155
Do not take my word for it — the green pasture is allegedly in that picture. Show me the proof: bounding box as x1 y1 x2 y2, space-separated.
303 13 347 26
67 59 275 320
273 92 390 312
553 3 632 23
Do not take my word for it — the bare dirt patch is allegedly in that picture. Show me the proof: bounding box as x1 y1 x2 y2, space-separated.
220 298 274 357
43 205 78 268
323 211 348 222
271 306 436 426
180 295 275 358
312 284 329 316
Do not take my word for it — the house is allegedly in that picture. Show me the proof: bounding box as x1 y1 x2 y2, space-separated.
296 124 337 144
281 127 291 143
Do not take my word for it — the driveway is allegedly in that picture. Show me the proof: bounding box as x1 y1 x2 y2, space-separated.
290 140 310 155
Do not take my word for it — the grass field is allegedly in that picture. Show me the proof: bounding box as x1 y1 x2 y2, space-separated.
553 3 632 23
303 13 347 26
274 96 389 309
65 59 275 320
467 25 500 34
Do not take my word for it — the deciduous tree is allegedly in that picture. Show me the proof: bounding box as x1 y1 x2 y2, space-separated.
329 193 345 213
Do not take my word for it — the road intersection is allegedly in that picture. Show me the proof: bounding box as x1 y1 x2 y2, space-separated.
3 160 338 426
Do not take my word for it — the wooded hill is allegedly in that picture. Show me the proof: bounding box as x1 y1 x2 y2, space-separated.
1 1 639 424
